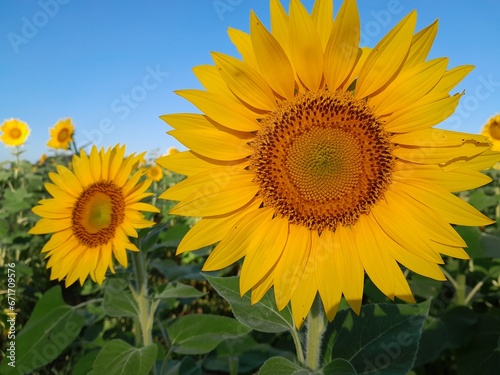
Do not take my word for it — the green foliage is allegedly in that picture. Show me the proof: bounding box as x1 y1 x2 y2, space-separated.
1 151 499 375
205 275 294 333
90 339 158 375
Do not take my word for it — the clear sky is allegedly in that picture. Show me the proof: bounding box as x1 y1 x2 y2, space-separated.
1 0 500 162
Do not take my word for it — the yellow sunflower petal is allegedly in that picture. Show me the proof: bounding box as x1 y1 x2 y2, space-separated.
170 172 259 217
370 58 448 115
289 0 323 91
403 20 438 70
316 230 343 320
270 0 291 58
176 90 260 132
324 0 360 91
177 197 262 254
193 64 235 99
212 52 277 110
384 93 461 133
432 65 474 94
250 11 295 99
311 0 333 51
167 129 253 161
354 215 395 300
227 27 259 71
394 180 494 226
240 212 289 294
274 224 312 310
203 208 268 271
356 11 416 98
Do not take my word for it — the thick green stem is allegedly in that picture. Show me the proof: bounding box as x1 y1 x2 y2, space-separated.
305 296 327 370
131 251 154 347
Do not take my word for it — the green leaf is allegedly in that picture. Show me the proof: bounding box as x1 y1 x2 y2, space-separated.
319 359 357 375
457 313 500 375
468 190 498 211
164 357 202 375
414 306 477 366
455 226 500 258
167 314 252 355
258 357 309 375
203 336 280 374
0 169 11 181
138 222 169 253
479 232 500 258
205 275 294 333
150 259 203 281
324 300 430 375
160 224 191 247
71 350 100 375
2 187 32 214
153 281 205 300
103 279 139 317
0 286 84 375
91 339 157 375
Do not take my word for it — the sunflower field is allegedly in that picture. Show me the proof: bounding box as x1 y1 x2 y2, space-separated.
2 1 500 374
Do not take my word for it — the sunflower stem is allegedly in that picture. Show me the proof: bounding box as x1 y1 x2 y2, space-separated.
305 295 327 370
291 328 305 366
131 250 154 348
455 273 467 306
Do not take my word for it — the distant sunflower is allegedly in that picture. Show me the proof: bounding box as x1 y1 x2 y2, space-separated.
47 118 75 150
481 114 500 151
147 164 163 182
29 145 159 286
158 0 499 327
0 118 30 147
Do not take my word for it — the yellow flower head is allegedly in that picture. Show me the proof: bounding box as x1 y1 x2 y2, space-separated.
481 114 500 151
29 145 160 287
0 118 30 147
158 0 499 328
167 147 179 155
147 164 164 182
38 153 48 166
47 118 75 150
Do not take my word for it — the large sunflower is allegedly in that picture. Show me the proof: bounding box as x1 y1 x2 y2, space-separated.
157 0 499 327
47 118 75 150
481 114 500 151
0 118 30 147
30 145 159 286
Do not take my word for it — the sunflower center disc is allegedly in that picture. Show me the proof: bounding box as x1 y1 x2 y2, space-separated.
72 181 125 247
489 121 500 140
58 129 69 142
10 128 21 139
251 90 394 232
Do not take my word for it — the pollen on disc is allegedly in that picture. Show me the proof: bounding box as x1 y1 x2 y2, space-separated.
250 89 394 232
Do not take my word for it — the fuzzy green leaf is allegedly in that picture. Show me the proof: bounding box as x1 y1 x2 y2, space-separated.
91 339 157 375
205 275 294 333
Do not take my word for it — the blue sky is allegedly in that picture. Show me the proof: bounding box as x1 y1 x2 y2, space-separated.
1 0 500 162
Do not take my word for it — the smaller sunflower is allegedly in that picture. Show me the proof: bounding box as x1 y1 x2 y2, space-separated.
0 118 30 147
47 118 75 150
481 114 500 151
29 145 160 286
166 147 179 156
147 164 164 182
38 153 48 166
